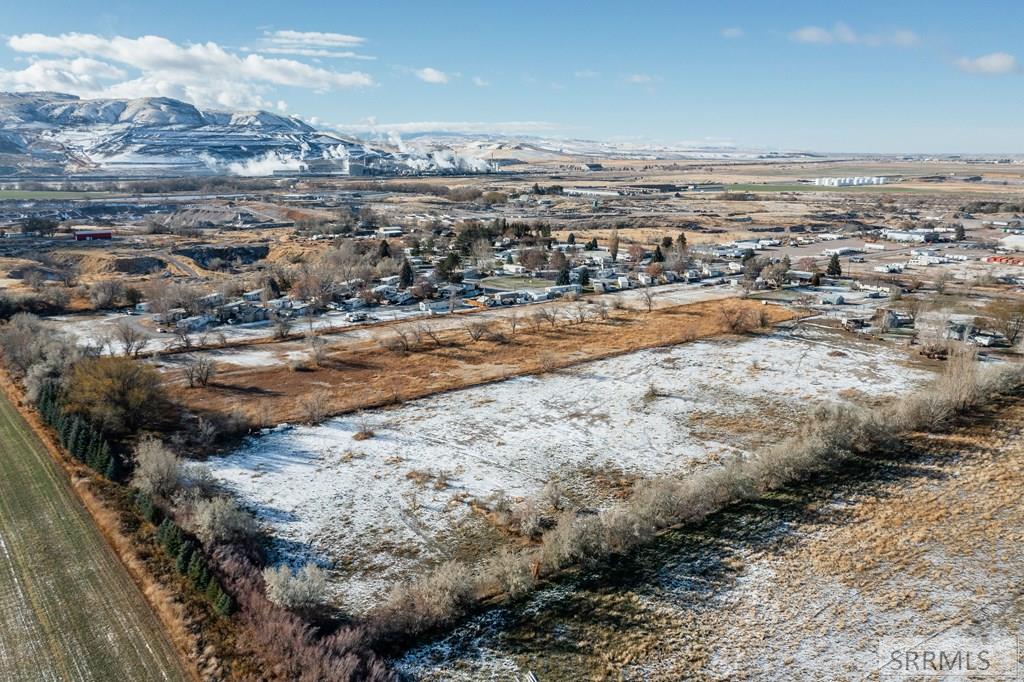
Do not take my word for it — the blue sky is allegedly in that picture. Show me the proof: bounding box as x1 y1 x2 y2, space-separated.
1 0 1022 152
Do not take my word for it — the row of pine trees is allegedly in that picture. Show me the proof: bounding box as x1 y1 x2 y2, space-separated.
36 382 120 479
36 381 234 618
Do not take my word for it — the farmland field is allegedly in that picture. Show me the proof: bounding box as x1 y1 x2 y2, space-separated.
0 392 189 681
0 190 109 200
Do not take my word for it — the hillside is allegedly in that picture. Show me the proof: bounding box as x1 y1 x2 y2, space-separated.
0 92 490 178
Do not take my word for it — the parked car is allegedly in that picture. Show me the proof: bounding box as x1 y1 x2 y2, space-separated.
345 311 368 322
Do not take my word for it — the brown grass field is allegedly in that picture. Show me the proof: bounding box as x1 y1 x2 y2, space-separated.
174 299 795 427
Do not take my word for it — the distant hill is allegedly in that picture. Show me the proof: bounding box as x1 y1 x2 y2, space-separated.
0 92 490 178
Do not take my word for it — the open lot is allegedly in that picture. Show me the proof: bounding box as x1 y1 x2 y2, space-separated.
0 391 188 682
206 325 934 612
394 385 1024 681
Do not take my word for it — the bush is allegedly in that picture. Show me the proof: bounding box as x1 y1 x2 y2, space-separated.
484 550 534 598
373 561 476 641
131 437 182 498
192 496 257 547
262 563 327 614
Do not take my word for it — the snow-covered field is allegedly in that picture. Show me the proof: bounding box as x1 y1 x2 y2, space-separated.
206 325 933 612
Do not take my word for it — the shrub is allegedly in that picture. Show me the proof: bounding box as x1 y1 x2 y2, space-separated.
192 496 257 547
484 550 534 598
373 561 476 641
131 437 182 498
262 563 327 614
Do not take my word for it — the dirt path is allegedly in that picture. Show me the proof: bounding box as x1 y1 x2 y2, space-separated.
0 391 189 682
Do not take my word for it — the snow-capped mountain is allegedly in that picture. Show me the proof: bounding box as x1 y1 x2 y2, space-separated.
0 92 488 177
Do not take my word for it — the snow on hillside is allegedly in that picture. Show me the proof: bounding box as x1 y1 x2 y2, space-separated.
0 91 493 176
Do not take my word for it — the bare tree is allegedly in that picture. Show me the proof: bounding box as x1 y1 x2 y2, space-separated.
464 320 490 342
183 355 217 388
507 311 520 336
305 330 327 367
385 328 413 353
300 390 331 423
982 299 1024 346
528 310 545 333
114 319 149 357
172 327 193 351
131 437 181 497
538 306 559 328
716 302 754 334
262 564 327 615
89 279 124 309
639 286 654 313
272 313 292 340
414 322 444 348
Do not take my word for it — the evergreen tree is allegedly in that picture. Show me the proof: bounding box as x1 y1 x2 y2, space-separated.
104 453 122 481
70 419 88 459
156 518 173 546
59 416 75 451
661 236 673 248
578 268 590 286
653 246 665 263
136 491 156 523
188 552 208 587
567 233 576 245
826 254 842 277
609 228 620 262
377 239 391 259
955 224 966 241
163 524 184 557
556 263 571 286
92 441 112 474
676 232 687 249
214 591 235 617
176 541 194 574
399 259 415 288
205 579 222 603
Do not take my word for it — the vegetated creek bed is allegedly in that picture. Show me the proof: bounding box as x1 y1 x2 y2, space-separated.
394 452 922 681
395 491 797 681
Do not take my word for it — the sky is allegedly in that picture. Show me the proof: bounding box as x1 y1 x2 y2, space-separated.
0 0 1022 153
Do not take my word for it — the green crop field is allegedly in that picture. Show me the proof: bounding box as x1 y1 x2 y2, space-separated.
0 392 189 681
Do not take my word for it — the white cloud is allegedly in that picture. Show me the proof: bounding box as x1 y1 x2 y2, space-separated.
2 32 373 110
471 76 490 87
721 27 744 39
259 47 375 60
414 67 449 84
574 69 599 79
626 73 653 84
0 57 125 94
955 52 1019 75
264 30 365 48
790 23 919 47
257 30 372 59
